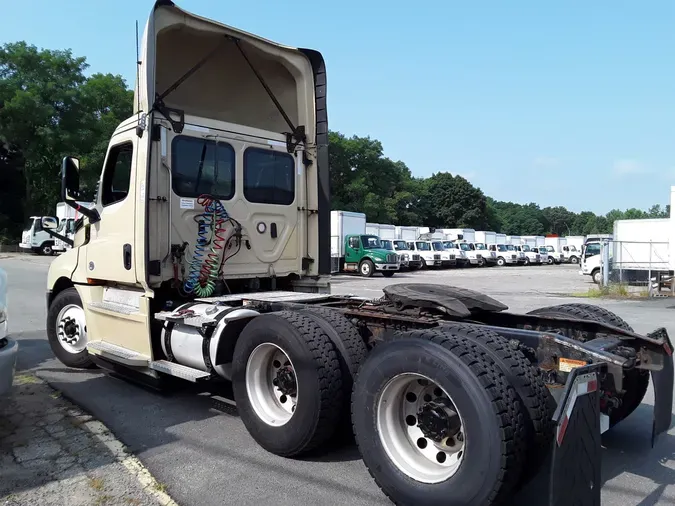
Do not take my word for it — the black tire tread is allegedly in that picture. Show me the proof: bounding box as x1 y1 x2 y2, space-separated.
441 323 555 474
271 310 344 455
366 328 526 505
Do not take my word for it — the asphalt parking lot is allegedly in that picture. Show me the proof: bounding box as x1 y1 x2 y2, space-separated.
2 254 675 506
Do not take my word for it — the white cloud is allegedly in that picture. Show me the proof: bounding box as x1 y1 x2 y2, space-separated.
533 156 561 168
613 159 648 175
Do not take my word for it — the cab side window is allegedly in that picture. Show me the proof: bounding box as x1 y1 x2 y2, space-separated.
348 237 360 249
101 142 134 207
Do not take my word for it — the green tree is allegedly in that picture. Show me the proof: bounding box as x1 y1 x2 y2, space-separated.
424 172 490 229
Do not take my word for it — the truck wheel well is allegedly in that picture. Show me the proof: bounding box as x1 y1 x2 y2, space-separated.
49 277 74 308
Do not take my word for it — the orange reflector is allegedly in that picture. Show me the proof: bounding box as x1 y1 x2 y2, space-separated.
558 357 587 373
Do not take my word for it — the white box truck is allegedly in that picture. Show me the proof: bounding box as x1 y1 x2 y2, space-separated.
611 218 670 282
475 231 498 266
391 226 422 269
53 201 95 252
544 237 567 265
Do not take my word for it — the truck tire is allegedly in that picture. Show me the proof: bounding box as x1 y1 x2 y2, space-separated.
547 256 554 265
441 323 555 478
353 330 526 506
298 307 368 436
382 271 395 278
231 311 343 457
592 269 602 284
569 255 579 264
497 257 505 267
527 304 648 427
359 259 375 277
524 257 530 265
46 288 96 369
38 242 54 256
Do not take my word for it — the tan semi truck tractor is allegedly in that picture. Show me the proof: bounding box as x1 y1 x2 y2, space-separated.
42 2 674 505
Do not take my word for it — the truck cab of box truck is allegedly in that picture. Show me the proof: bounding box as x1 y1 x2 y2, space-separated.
442 241 468 266
406 240 442 268
532 247 550 264
343 235 399 277
489 243 518 266
580 241 603 284
430 240 456 267
513 244 541 265
392 240 422 270
19 217 55 256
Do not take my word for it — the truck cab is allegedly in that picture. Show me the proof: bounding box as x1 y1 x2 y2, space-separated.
454 241 483 266
562 244 580 264
542 245 564 264
344 235 399 277
406 240 442 268
442 241 468 267
532 247 549 265
19 216 55 256
489 244 519 266
392 239 422 270
431 241 456 268
471 242 494 266
580 241 603 284
53 218 76 253
513 244 541 265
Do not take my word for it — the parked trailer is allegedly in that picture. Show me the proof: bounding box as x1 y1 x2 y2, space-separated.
41 4 673 506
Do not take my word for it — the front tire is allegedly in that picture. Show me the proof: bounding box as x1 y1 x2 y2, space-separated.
524 257 530 266
46 288 95 369
382 271 395 278
497 257 505 267
353 331 526 506
592 269 602 284
547 257 554 265
570 256 579 264
232 311 343 456
359 259 375 277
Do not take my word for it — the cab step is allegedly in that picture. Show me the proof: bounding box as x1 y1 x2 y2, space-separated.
149 360 211 382
86 340 149 367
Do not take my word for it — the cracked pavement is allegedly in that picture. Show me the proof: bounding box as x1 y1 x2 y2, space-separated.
0 373 176 506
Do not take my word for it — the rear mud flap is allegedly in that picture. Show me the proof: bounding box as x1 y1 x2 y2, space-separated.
548 363 605 506
650 329 674 446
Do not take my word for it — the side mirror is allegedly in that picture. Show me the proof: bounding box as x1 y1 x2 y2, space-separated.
61 156 100 223
41 216 58 230
62 156 81 202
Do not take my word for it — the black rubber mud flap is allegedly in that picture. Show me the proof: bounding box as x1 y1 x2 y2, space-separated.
649 328 674 446
549 363 605 506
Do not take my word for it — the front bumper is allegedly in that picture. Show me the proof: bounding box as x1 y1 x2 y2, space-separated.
375 263 400 271
0 336 18 396
19 242 33 250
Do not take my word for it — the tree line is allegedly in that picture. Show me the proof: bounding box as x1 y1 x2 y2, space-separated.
0 42 669 243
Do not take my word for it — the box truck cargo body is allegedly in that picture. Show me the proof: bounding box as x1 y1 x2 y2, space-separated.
611 218 670 282
395 226 418 242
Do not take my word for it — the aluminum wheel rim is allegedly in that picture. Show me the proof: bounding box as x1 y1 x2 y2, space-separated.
56 304 87 354
377 373 465 483
246 343 298 427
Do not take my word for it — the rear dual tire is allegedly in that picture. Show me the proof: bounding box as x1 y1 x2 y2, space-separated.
353 329 527 506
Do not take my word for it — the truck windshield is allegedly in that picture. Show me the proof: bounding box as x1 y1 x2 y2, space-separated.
496 244 508 252
415 242 431 251
522 245 531 252
381 240 394 251
361 235 382 249
431 242 445 251
23 218 37 232
545 246 554 252
393 240 408 251
443 241 456 249
506 245 515 251
459 243 471 251
474 243 486 250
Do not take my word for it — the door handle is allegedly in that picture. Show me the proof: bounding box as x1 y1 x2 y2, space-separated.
123 244 132 270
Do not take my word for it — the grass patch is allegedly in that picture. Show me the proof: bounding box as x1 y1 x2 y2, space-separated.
89 477 105 491
14 374 42 385
570 284 646 299
154 482 168 493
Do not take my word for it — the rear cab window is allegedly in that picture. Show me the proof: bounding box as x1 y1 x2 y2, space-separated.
244 148 295 205
171 136 235 199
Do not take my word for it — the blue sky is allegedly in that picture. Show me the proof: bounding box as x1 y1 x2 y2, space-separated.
3 0 674 213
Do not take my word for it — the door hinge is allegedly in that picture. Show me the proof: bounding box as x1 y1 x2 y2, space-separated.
149 196 168 202
297 207 318 214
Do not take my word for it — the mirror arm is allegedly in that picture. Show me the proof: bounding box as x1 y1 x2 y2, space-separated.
65 200 100 224
44 229 74 247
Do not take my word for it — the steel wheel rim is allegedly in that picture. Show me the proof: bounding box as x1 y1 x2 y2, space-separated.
377 373 465 483
361 263 371 275
56 304 87 354
246 343 297 427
